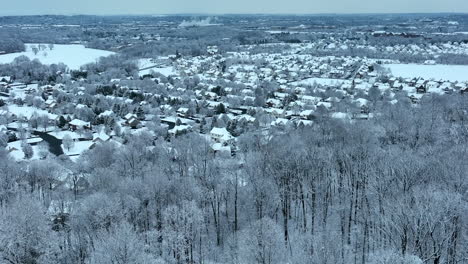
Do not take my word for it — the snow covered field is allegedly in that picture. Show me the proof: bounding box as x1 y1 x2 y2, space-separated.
385 64 468 82
137 58 157 69
137 58 176 77
0 44 115 70
7 105 57 120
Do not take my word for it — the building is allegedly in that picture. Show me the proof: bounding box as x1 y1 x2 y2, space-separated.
69 119 91 131
210 127 234 144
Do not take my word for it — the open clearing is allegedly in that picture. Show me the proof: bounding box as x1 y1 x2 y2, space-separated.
385 64 468 82
0 44 114 70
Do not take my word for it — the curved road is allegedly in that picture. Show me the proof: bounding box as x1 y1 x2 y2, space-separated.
33 131 64 156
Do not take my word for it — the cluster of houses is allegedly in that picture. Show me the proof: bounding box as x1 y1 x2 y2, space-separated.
1 43 468 161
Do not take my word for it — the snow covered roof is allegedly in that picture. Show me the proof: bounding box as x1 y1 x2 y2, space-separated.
69 119 90 127
93 131 111 142
99 110 114 117
300 109 315 116
124 113 137 120
210 127 233 141
169 125 191 134
271 118 289 126
354 98 369 107
0 76 11 82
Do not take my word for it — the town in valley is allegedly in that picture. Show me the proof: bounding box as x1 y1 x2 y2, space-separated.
0 13 467 264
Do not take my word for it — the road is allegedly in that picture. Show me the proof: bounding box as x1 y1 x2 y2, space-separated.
32 131 64 156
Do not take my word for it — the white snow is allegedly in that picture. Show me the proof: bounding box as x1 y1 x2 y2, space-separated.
61 140 94 156
7 138 45 161
7 105 54 119
0 44 115 70
385 64 468 82
139 66 176 77
291 77 351 86
137 58 176 77
50 130 81 140
137 58 157 69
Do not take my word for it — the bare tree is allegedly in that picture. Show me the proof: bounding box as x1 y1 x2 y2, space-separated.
62 134 74 151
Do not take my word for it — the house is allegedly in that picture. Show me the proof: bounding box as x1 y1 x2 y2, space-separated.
210 127 234 143
392 81 403 91
271 118 290 127
42 85 54 94
409 94 423 104
266 98 282 108
45 98 57 109
169 125 192 136
125 117 140 129
316 102 332 110
207 46 219 55
297 120 313 127
300 109 316 120
264 108 284 118
92 132 111 143
0 76 11 83
354 98 369 114
416 80 427 93
69 119 91 131
98 110 114 119
300 95 321 105
177 107 190 117
237 114 256 123
124 113 137 121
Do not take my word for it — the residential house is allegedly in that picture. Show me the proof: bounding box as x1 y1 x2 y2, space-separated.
69 119 91 131
210 127 234 144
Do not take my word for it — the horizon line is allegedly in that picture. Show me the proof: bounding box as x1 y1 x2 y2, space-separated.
0 12 467 17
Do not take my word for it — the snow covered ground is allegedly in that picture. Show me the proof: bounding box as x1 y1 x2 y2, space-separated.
137 58 176 77
0 44 115 70
137 58 157 69
385 64 468 82
7 105 56 120
9 84 38 100
61 140 94 156
50 130 82 140
139 66 176 77
7 138 44 161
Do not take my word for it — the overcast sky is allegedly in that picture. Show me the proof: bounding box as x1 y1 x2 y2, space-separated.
1 0 467 15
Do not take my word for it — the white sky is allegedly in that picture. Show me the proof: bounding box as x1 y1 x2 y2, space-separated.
1 0 467 15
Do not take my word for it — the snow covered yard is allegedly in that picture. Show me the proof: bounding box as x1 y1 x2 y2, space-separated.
50 130 83 140
0 44 115 70
385 64 468 82
7 137 44 161
7 105 53 119
61 140 94 156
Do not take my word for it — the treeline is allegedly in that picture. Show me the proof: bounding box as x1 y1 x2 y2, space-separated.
0 56 67 83
0 38 25 54
309 47 468 65
0 93 467 264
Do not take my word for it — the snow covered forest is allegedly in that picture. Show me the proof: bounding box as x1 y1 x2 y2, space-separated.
0 14 468 264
